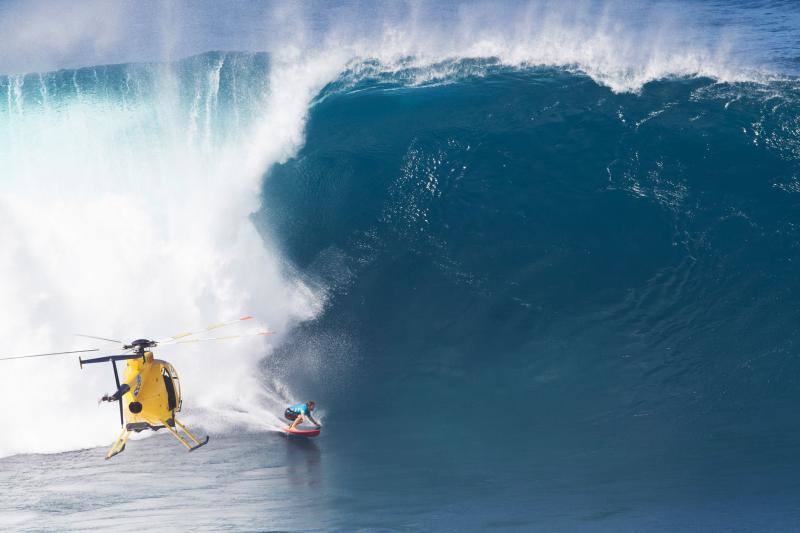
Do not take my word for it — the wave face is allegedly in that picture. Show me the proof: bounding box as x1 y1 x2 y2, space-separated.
260 69 800 483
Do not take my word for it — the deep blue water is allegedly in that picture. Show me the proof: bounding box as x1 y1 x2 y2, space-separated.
258 69 800 528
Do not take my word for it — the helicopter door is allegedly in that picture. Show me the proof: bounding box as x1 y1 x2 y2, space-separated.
162 368 177 411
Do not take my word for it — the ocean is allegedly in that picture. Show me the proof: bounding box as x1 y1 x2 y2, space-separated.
1 1 799 531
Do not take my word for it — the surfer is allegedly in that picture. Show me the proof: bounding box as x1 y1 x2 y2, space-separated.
285 401 321 430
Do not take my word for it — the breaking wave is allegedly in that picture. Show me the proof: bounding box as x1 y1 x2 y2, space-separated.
1 0 798 459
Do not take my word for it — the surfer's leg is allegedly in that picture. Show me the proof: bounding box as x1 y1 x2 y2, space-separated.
289 414 304 429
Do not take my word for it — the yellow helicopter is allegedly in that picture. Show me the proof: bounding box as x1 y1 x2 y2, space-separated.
0 316 272 459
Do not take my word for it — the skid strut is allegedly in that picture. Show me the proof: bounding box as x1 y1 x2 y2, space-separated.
105 427 132 459
162 418 210 452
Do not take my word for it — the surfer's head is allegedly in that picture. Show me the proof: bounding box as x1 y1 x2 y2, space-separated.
308 401 316 410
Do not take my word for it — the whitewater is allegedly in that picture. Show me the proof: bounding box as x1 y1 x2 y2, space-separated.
1 0 800 530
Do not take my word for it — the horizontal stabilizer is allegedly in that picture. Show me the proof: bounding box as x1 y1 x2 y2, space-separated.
79 353 143 368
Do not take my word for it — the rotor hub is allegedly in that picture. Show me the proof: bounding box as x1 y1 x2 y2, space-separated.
124 339 157 352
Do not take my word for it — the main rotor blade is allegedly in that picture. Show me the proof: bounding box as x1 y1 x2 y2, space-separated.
158 315 254 343
76 334 123 344
0 348 99 362
162 331 275 345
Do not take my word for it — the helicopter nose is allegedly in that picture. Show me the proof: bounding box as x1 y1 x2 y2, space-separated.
129 402 143 414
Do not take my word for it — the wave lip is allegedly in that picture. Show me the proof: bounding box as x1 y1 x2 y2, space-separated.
298 0 794 93
3 1 797 92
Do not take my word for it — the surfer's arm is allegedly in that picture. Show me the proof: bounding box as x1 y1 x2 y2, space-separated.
306 413 321 428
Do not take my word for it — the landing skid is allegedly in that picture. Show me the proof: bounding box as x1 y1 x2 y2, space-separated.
104 419 209 459
105 428 131 459
163 418 210 452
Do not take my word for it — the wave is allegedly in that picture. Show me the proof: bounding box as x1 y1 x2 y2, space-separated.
1 1 799 460
260 68 800 466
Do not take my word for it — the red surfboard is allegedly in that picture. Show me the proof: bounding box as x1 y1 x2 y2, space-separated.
283 426 321 437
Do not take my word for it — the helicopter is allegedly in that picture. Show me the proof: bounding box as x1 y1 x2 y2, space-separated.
0 316 273 459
